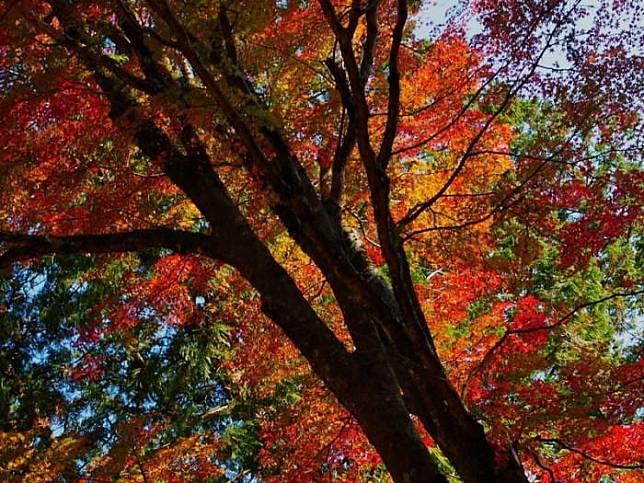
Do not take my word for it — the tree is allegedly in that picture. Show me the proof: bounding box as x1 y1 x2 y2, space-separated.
0 0 642 481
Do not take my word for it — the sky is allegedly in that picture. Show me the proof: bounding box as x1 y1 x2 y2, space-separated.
414 0 480 40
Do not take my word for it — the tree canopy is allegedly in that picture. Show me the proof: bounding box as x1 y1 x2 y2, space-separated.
0 0 642 481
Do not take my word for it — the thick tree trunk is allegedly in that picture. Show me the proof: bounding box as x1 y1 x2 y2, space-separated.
219 221 446 482
80 18 523 480
346 366 448 483
129 106 523 483
146 124 447 481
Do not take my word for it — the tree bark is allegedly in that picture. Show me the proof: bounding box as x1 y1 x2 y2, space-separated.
18 3 534 481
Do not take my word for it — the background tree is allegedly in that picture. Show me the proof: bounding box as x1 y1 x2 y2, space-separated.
0 0 642 481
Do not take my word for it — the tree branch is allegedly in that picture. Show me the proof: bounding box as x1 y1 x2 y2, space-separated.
526 449 557 482
325 59 357 207
0 229 211 271
461 290 644 400
535 437 644 470
378 0 407 168
359 0 380 83
398 15 567 228
31 3 158 95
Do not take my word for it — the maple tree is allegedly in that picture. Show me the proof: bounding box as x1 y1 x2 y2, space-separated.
0 0 642 481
